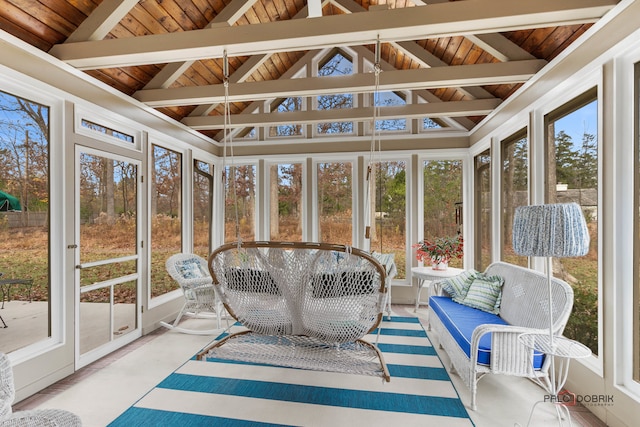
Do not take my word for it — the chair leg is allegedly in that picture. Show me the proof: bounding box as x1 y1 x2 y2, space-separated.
215 302 222 329
470 373 478 410
172 303 188 326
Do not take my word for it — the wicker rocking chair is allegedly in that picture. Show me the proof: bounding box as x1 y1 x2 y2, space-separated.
160 253 226 335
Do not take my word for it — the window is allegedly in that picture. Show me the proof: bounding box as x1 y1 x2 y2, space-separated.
317 52 354 135
270 163 303 241
81 119 134 143
375 92 406 132
317 162 353 245
422 118 443 130
474 149 491 271
422 160 463 268
193 160 213 259
224 164 256 243
501 130 529 267
370 161 407 278
269 98 303 137
150 144 182 298
0 90 50 353
545 89 598 355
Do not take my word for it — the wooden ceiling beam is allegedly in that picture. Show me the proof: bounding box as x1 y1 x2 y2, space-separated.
49 0 616 69
182 98 501 129
134 59 546 106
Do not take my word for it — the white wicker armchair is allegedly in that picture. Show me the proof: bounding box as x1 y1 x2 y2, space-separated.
427 262 575 410
1 353 82 426
160 253 226 334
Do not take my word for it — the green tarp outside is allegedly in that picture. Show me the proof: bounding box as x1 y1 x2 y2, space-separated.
0 190 22 211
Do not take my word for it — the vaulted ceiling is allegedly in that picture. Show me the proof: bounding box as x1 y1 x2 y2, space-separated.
0 0 619 144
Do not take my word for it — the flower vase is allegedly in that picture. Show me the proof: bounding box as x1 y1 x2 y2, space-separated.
431 258 449 271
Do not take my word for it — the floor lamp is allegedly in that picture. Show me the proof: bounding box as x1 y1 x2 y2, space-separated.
512 203 591 424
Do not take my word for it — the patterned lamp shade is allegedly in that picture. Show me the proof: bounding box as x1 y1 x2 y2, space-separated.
512 203 590 258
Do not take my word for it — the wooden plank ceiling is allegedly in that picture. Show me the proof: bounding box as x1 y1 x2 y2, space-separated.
0 0 618 143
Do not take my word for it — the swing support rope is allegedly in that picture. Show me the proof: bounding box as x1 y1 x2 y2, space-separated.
201 44 391 383
221 51 242 246
364 37 383 252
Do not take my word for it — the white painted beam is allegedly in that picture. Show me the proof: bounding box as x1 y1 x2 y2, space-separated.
308 0 323 18
332 0 497 102
134 59 546 106
188 54 269 116
211 0 259 26
63 0 139 43
182 98 501 129
187 1 326 115
465 33 536 62
49 0 616 69
145 0 260 89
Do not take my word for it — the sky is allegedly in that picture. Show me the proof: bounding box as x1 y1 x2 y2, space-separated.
554 99 598 148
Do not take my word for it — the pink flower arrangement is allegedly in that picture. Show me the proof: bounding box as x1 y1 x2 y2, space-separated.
413 235 464 264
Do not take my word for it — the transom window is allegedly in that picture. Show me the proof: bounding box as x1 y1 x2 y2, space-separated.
317 52 354 135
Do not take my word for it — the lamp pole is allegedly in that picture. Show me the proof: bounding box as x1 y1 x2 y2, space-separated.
546 255 557 399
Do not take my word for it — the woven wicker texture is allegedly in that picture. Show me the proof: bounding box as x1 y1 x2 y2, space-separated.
428 262 574 410
162 253 224 332
201 241 389 380
1 353 82 426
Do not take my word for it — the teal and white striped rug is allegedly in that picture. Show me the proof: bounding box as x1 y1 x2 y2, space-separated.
109 316 474 426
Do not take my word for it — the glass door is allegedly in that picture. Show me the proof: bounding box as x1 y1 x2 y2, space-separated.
75 147 141 367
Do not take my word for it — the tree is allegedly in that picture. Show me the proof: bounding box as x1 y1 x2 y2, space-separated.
575 131 597 189
151 145 181 218
554 130 578 187
269 97 303 137
423 160 463 239
0 92 50 226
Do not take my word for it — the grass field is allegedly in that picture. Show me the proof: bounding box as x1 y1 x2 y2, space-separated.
1 214 599 353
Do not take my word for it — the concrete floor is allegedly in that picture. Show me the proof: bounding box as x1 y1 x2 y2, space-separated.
0 300 138 355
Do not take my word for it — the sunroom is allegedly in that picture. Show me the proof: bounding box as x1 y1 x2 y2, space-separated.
0 0 639 426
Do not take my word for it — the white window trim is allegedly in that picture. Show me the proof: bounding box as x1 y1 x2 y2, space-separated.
74 105 142 152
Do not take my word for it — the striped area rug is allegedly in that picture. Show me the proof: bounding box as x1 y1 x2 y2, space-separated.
109 316 474 426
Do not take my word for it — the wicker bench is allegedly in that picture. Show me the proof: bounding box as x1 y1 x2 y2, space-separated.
427 261 574 410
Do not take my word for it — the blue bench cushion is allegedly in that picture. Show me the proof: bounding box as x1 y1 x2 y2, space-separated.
430 296 544 368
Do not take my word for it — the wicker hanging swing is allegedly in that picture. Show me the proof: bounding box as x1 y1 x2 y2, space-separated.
197 47 390 381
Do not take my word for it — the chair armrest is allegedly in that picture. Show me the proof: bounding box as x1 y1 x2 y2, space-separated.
470 324 547 375
428 280 449 298
179 278 214 292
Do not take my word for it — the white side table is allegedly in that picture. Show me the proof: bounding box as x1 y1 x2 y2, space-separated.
518 332 592 426
411 266 464 312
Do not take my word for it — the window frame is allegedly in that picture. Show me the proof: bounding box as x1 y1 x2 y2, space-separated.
500 128 529 268
542 87 602 361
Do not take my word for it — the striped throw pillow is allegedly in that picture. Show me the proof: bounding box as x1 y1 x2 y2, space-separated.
440 269 478 300
458 274 505 314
